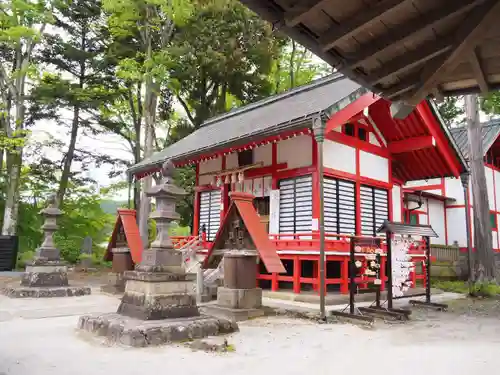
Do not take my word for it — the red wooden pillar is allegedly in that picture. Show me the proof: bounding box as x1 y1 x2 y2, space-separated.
379 256 386 291
193 163 200 236
192 191 200 236
340 258 349 294
293 256 301 294
271 272 279 291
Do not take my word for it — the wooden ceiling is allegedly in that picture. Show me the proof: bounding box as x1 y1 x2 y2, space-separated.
239 0 500 106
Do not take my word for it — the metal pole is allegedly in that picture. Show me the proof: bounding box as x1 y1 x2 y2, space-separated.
313 116 326 320
461 173 474 288
386 231 393 309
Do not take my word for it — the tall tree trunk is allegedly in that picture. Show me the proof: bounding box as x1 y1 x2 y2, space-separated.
2 79 25 236
465 94 496 281
57 105 80 206
290 40 296 89
138 67 158 247
2 150 22 235
138 93 156 246
0 148 4 173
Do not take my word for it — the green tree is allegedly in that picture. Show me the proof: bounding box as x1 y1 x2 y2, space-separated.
103 0 192 244
270 39 330 94
169 0 278 127
436 96 465 126
0 0 55 235
35 0 113 206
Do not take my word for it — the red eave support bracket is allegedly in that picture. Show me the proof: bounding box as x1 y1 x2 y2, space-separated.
326 93 381 133
388 135 435 154
416 102 462 178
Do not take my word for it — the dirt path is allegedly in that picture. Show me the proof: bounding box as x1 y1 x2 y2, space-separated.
0 295 499 375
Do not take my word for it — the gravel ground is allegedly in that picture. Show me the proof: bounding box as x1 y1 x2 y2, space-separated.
0 293 500 375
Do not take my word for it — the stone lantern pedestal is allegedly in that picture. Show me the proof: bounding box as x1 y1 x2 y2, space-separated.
203 250 264 321
2 194 91 298
77 161 237 347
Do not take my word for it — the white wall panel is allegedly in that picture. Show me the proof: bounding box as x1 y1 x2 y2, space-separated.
485 166 495 210
446 207 468 247
391 185 402 222
369 133 381 147
225 153 238 169
323 139 356 174
405 178 441 188
277 135 312 169
428 199 446 245
254 143 272 166
198 157 222 185
359 151 389 182
444 177 465 205
493 230 499 250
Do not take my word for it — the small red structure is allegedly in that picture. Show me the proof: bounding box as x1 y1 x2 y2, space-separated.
204 191 285 274
104 209 144 264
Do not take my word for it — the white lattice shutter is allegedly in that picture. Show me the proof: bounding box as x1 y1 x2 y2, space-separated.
360 185 388 236
279 176 312 233
324 177 356 235
199 190 221 241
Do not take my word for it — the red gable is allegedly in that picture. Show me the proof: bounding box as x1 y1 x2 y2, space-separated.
104 209 144 264
203 192 285 274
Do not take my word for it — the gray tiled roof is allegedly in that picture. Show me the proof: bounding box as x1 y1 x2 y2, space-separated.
128 73 366 176
449 120 500 160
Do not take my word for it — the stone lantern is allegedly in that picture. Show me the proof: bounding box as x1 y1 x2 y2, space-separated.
3 194 91 298
78 160 237 347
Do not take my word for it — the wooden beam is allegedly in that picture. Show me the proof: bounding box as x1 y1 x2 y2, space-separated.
431 87 445 103
345 0 484 70
385 75 420 99
390 101 415 119
470 47 489 94
366 38 453 85
319 0 409 52
325 93 381 133
406 0 500 105
388 136 435 154
285 0 328 27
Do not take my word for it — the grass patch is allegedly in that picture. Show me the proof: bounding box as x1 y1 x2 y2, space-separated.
432 280 470 294
432 279 500 297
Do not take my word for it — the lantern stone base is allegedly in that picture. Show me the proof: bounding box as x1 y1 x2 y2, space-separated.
217 287 262 309
2 285 91 298
116 270 201 320
1 260 92 298
100 272 126 294
201 287 264 322
22 261 70 287
77 313 238 347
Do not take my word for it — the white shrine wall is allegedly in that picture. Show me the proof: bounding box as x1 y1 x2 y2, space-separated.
403 165 500 249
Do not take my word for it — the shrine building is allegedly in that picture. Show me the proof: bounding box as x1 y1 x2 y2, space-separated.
405 120 500 252
128 73 468 295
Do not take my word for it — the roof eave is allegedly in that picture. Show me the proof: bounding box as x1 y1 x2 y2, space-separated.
126 116 317 177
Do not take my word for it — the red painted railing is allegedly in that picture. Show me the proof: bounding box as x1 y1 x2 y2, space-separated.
170 232 428 295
